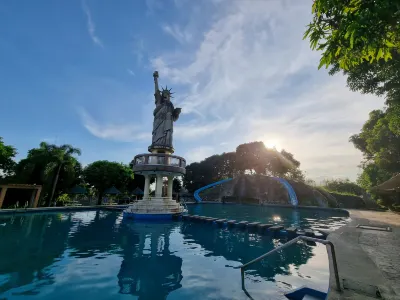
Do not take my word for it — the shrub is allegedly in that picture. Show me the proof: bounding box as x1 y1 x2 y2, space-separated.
56 193 71 206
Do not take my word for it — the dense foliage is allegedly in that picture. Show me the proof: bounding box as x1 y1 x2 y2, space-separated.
321 178 363 195
0 139 145 207
306 0 400 209
349 110 399 195
83 161 134 205
0 137 17 178
184 142 305 193
305 0 400 70
11 142 82 206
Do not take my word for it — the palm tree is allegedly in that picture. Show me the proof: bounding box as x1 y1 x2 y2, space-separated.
39 143 81 206
13 142 81 206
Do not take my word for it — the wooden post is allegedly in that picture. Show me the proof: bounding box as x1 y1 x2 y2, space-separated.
32 187 42 208
29 189 36 208
0 186 8 209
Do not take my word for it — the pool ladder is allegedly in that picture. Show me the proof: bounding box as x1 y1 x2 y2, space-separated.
235 236 341 298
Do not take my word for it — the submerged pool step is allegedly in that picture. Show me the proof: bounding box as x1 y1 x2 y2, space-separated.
247 222 261 232
257 223 273 233
227 220 237 227
201 217 216 223
269 225 284 232
215 219 227 226
237 221 249 229
181 215 328 239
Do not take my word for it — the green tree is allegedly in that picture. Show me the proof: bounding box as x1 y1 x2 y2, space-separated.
43 143 82 206
14 142 81 206
322 178 363 195
236 142 269 174
184 162 208 193
184 142 306 192
357 162 392 191
0 137 17 179
305 0 400 134
304 0 400 70
173 178 182 193
83 161 133 205
349 109 399 208
350 110 400 177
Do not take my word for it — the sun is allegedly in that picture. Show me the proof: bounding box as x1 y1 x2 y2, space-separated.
263 139 280 150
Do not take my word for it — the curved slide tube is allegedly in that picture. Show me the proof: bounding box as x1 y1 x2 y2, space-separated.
272 177 298 206
194 178 233 202
194 177 298 206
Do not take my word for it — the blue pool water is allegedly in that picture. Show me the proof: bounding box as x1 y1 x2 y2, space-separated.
0 209 345 299
188 204 349 231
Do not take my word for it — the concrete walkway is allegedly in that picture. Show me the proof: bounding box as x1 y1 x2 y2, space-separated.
328 210 400 300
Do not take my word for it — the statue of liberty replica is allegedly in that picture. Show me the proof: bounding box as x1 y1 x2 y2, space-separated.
125 71 187 220
149 71 181 154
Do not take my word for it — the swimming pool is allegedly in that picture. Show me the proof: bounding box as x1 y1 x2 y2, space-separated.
188 204 349 231
0 209 341 299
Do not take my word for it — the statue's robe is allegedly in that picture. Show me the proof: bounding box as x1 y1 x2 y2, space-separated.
152 101 174 147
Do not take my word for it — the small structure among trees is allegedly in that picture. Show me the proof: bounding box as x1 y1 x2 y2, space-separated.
0 184 42 208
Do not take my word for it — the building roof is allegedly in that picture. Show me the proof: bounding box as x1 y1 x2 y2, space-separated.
372 174 400 194
0 183 42 189
104 186 121 195
69 185 87 195
131 187 144 195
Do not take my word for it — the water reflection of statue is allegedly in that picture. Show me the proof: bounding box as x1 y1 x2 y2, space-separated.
118 222 183 299
150 71 181 152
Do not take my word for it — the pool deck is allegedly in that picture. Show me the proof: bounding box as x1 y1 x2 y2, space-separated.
327 210 400 300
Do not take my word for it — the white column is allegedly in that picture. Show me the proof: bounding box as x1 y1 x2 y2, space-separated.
155 174 163 198
167 176 173 199
144 174 150 199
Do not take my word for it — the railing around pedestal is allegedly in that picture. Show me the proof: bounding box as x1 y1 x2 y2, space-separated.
133 153 186 168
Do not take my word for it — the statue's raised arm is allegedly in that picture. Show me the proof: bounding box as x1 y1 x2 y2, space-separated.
153 71 161 105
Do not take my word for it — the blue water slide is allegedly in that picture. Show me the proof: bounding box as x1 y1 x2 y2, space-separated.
272 177 298 206
194 177 298 206
194 178 233 202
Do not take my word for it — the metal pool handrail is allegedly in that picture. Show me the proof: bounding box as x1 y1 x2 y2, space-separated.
234 236 341 292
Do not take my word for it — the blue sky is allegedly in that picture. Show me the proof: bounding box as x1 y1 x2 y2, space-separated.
0 0 384 181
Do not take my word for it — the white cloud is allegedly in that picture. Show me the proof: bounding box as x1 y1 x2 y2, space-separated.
132 37 145 64
81 0 103 47
145 0 163 15
78 109 149 142
149 0 384 180
175 118 234 139
162 24 192 44
184 146 216 164
127 69 135 76
77 0 384 181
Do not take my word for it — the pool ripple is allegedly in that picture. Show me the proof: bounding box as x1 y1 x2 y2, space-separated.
0 211 334 299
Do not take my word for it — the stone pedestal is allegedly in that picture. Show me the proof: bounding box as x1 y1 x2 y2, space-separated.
124 153 186 219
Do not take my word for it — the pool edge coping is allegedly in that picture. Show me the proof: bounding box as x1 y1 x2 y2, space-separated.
0 205 128 215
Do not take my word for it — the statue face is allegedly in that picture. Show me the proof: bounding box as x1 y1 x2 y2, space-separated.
162 91 170 102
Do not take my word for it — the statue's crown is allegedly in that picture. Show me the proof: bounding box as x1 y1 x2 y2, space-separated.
161 86 174 97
